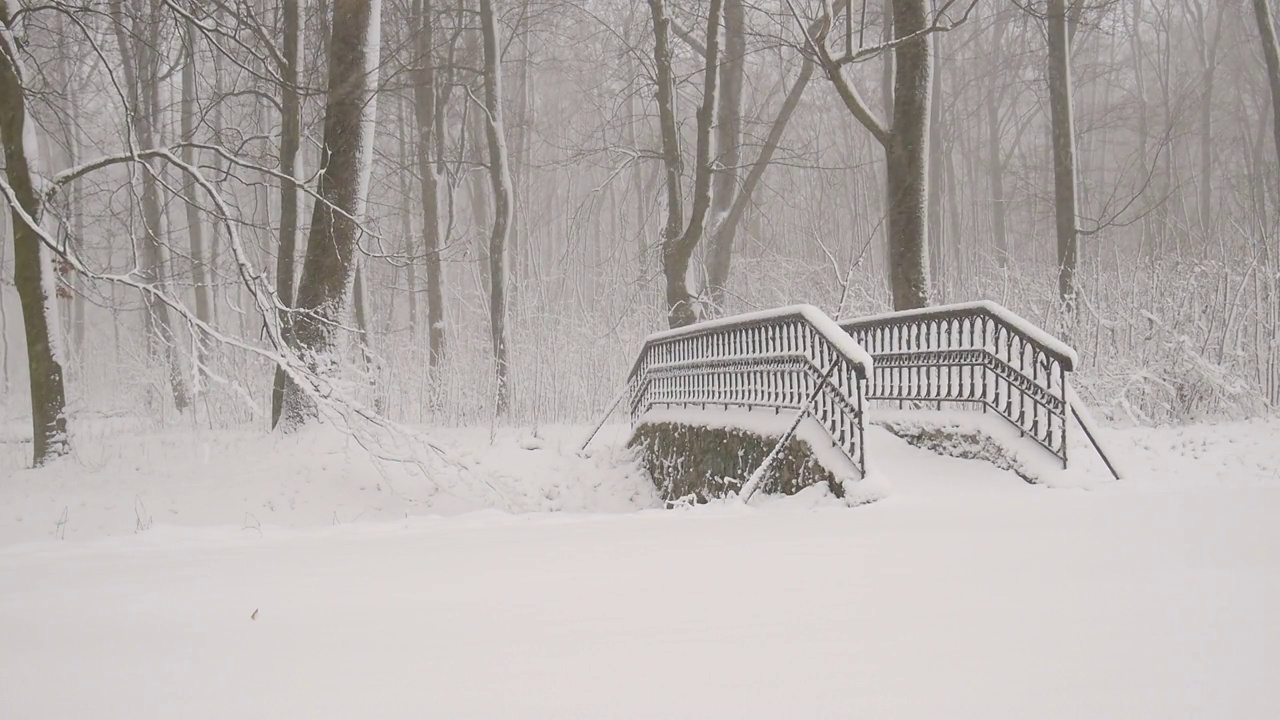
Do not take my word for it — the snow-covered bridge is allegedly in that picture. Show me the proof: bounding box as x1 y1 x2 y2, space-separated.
626 301 1119 500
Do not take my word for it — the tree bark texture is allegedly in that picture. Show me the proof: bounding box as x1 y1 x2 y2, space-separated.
413 0 446 369
1255 0 1280 213
1047 0 1080 312
705 0 745 312
280 0 381 429
271 0 303 428
885 0 933 310
650 0 723 328
0 6 71 465
479 0 513 414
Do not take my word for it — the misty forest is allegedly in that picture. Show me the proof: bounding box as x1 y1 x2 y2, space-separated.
1 0 1276 466
4 2 1280 716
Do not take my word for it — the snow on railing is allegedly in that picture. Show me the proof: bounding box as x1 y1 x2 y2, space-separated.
627 305 872 478
838 301 1076 467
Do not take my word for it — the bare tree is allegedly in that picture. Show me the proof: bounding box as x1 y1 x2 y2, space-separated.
704 1 850 315
1047 0 1079 315
280 0 382 429
412 0 447 370
1255 0 1280 211
0 1 70 466
110 0 191 411
801 0 949 310
478 0 514 413
271 0 304 428
704 0 745 312
650 0 723 327
179 16 211 353
1187 0 1225 233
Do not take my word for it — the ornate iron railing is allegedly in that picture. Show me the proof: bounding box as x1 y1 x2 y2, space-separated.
627 305 873 478
838 301 1078 465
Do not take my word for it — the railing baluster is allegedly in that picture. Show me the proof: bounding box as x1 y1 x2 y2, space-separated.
835 302 1077 467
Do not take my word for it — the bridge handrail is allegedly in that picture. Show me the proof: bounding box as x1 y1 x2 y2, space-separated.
838 301 1076 464
841 300 1077 370
627 305 873 478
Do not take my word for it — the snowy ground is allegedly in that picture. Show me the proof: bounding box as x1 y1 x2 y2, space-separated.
1 416 1278 718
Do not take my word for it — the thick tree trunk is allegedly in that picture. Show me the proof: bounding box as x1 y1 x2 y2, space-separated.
649 0 688 324
412 0 446 369
1255 0 1280 212
0 7 71 465
479 0 513 414
280 0 381 429
271 0 303 428
1047 0 1079 315
705 0 745 312
885 0 932 311
649 0 723 328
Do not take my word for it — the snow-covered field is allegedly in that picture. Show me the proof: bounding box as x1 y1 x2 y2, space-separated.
2 417 1278 718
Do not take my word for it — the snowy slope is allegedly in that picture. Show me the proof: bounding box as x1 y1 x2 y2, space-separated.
0 422 658 545
1 419 1278 718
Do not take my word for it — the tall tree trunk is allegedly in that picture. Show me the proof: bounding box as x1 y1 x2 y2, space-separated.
180 25 210 348
351 259 382 412
705 0 745 312
271 0 303 428
627 86 649 272
1194 1 1224 234
0 215 9 398
479 0 513 413
412 0 446 369
1047 0 1079 316
397 99 415 338
508 1 533 320
0 6 71 465
885 0 932 310
649 0 723 328
468 101 492 299
882 0 894 124
927 14 945 290
210 61 225 326
111 0 190 412
1128 0 1152 259
280 0 382 429
1255 0 1280 212
986 10 1009 266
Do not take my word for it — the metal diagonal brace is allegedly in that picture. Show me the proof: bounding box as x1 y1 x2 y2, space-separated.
741 361 841 503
